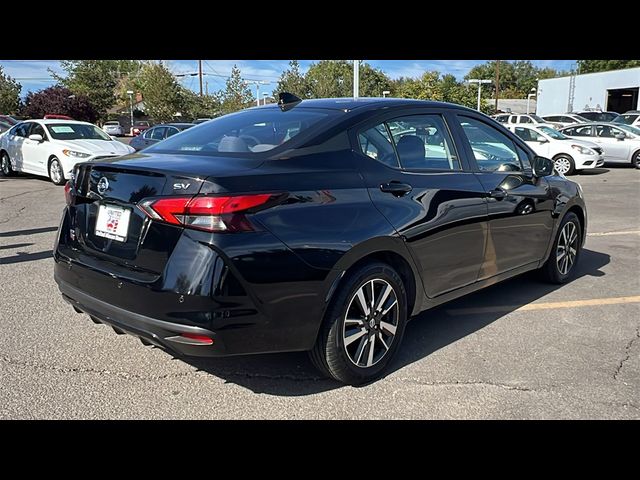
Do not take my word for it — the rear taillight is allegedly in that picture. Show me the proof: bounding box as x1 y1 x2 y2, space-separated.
64 181 73 205
137 194 275 232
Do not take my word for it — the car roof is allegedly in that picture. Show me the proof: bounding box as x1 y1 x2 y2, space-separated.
159 123 194 127
29 119 93 125
253 97 477 112
560 121 620 127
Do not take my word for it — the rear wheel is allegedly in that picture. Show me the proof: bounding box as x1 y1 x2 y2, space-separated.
553 154 575 176
309 261 408 385
633 150 640 169
539 212 582 284
48 157 65 185
1 151 13 177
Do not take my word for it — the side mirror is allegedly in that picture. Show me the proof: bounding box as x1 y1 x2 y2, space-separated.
615 133 626 141
532 155 554 177
28 134 43 142
538 138 549 143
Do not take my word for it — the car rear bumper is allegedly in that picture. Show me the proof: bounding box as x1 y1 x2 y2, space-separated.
57 276 225 356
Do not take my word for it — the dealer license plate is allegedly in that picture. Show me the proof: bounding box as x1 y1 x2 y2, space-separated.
95 204 131 242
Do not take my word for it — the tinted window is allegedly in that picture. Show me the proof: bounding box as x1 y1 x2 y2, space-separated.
514 127 544 142
29 123 46 139
614 114 639 125
520 116 532 124
358 123 398 168
509 116 518 123
143 127 155 139
516 145 532 170
596 125 625 137
544 116 561 122
458 116 522 172
12 123 30 137
165 127 180 138
151 127 167 140
565 125 592 137
387 115 460 170
146 108 335 156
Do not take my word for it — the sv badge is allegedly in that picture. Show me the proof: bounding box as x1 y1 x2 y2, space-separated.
173 183 191 190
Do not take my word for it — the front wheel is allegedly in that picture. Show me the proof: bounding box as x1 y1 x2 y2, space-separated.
309 261 408 385
48 157 65 185
553 154 576 176
1 151 13 177
539 212 582 284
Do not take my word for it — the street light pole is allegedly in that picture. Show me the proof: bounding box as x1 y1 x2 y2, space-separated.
467 79 492 111
126 90 134 135
353 60 360 99
262 92 268 105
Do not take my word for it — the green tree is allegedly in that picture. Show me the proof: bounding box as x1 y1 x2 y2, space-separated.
134 62 185 123
0 66 21 114
305 60 393 98
52 60 141 121
465 60 564 98
576 60 640 74
219 65 253 114
273 60 310 99
182 90 222 119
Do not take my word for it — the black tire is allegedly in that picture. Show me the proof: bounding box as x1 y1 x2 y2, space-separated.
48 157 65 185
632 150 640 169
539 212 582 284
309 261 408 385
1 151 13 177
553 154 576 176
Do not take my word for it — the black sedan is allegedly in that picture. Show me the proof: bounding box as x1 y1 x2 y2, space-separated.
129 122 195 151
54 95 587 385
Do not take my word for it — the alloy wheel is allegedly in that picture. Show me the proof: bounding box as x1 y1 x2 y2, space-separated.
556 221 578 275
343 278 398 368
554 157 571 175
50 160 62 184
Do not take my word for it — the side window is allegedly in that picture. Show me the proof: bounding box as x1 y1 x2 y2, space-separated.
358 122 398 168
458 116 522 172
516 144 532 170
595 125 614 137
509 116 518 123
521 116 532 124
143 127 155 139
514 127 533 142
14 123 30 137
165 127 179 139
30 123 46 139
386 114 460 170
545 116 558 122
150 127 167 140
561 116 575 123
572 125 592 137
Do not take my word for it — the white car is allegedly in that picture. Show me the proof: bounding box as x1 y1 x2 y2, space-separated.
559 122 640 169
102 121 124 136
504 113 563 130
506 124 604 175
541 113 590 128
0 119 135 185
613 111 640 129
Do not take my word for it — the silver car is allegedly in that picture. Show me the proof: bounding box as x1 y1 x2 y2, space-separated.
102 121 123 136
542 113 590 128
559 122 640 168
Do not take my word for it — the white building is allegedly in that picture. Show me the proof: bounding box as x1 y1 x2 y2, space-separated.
536 67 640 116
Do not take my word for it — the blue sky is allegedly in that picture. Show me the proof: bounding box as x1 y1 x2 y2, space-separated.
0 60 577 99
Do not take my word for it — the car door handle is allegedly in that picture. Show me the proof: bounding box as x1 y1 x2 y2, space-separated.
488 188 507 200
380 181 412 197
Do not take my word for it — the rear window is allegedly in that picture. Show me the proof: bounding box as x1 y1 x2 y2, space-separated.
145 108 336 156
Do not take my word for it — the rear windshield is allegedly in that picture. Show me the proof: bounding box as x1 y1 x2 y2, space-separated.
145 107 336 156
46 123 112 141
613 114 639 125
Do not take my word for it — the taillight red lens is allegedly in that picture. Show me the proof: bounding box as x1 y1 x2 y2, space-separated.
180 333 214 345
138 194 275 232
64 181 73 205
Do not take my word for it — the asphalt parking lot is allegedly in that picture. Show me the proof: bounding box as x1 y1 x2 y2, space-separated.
1 166 638 419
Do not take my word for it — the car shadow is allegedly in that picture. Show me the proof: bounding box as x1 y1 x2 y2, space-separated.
0 226 58 238
0 250 52 265
579 168 609 176
176 248 610 396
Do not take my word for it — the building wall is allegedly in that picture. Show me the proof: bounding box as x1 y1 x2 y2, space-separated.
537 68 640 116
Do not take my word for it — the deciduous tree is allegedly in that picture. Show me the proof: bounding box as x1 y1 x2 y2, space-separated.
22 86 98 122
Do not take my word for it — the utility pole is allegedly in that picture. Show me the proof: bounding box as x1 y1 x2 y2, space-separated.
198 60 203 96
494 60 500 112
353 60 360 99
467 79 492 111
205 81 209 96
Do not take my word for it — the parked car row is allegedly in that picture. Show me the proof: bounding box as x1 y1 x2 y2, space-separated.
0 119 135 184
493 109 640 174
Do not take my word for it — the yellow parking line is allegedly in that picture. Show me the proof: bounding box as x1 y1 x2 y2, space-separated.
587 230 640 237
446 296 640 316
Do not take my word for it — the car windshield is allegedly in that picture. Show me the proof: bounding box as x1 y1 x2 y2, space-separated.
613 114 639 125
530 115 545 123
146 107 336 156
538 126 568 139
46 123 112 141
134 121 149 126
616 124 640 136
